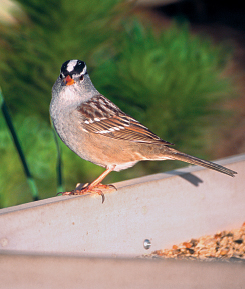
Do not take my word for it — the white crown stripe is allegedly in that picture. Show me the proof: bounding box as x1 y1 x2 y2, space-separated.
66 60 77 72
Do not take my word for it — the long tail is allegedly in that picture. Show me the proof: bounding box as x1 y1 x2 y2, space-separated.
166 148 237 177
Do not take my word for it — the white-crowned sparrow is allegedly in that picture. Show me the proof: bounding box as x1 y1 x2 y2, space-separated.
50 59 237 202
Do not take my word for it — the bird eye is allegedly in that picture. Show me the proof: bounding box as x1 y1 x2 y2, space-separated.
80 75 84 81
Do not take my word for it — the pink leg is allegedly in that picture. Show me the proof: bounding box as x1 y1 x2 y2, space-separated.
87 167 113 190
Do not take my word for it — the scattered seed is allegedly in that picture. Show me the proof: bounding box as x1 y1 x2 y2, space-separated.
145 222 245 262
234 239 243 244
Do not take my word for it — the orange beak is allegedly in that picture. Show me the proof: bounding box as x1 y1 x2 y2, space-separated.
64 75 75 86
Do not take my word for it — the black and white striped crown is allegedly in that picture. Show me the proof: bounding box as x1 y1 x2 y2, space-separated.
60 59 87 77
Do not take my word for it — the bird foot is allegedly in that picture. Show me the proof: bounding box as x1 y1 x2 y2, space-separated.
57 182 116 203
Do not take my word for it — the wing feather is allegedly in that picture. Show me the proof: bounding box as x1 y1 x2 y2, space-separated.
77 95 174 145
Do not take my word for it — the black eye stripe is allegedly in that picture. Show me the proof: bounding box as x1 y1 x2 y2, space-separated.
73 61 86 74
61 60 70 73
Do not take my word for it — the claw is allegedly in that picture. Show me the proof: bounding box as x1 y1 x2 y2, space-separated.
56 167 116 202
93 183 117 191
108 184 117 191
56 182 114 203
56 190 75 196
99 191 105 203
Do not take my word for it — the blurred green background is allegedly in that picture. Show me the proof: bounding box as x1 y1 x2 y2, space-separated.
0 0 237 208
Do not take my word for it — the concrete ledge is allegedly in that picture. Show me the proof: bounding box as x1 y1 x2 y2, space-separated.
0 154 244 257
0 251 245 289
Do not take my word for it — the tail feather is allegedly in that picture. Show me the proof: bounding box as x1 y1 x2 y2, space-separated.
167 149 237 177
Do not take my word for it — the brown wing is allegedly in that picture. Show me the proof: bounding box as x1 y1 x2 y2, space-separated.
77 95 174 145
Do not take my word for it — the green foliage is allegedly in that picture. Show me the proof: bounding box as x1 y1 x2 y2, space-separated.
0 1 234 207
0 113 104 207
0 0 123 117
0 114 53 207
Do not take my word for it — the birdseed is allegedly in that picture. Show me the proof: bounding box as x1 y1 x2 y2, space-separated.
144 222 245 262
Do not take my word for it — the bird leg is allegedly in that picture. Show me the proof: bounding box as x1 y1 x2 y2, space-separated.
57 167 115 203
